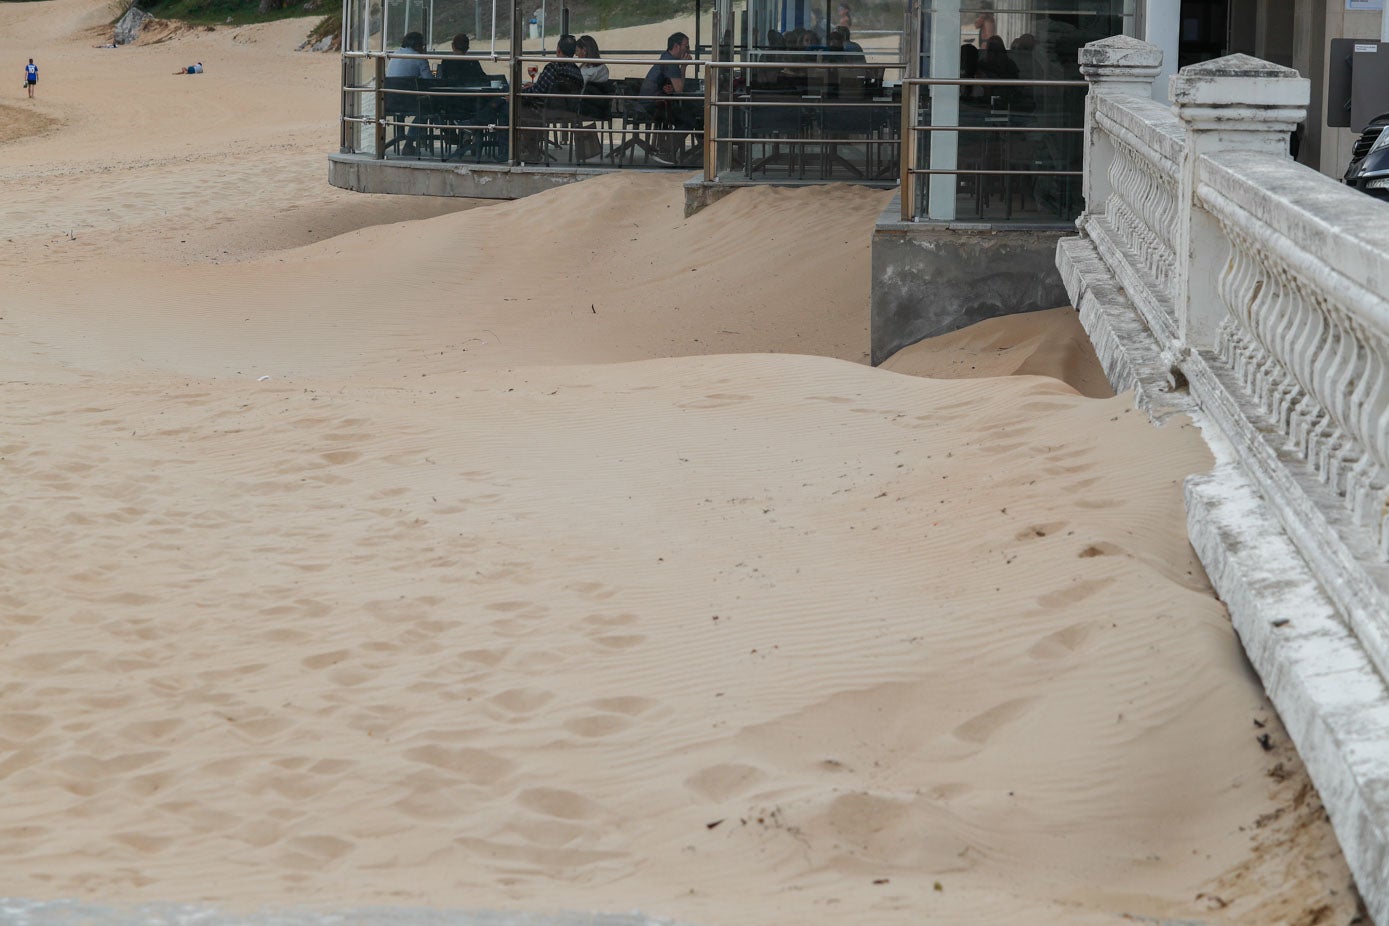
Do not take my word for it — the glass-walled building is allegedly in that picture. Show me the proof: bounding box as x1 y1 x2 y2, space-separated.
334 0 1137 225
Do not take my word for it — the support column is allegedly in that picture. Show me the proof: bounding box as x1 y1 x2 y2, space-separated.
1169 54 1309 351
1141 0 1178 103
926 0 960 222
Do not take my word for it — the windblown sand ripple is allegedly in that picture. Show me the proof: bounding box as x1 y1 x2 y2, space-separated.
0 3 1362 924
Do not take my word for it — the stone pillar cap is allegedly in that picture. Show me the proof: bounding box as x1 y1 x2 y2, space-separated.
1079 35 1163 71
1171 53 1310 107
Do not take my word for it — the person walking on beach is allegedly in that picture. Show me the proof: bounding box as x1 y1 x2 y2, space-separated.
23 58 36 98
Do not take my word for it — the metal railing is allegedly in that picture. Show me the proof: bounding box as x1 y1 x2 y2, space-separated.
340 52 1090 225
341 50 711 168
898 76 1089 223
700 59 907 185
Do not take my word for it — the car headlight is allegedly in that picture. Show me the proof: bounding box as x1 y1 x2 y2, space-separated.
1371 127 1389 154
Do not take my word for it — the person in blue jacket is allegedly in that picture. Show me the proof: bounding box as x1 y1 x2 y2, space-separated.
24 58 36 98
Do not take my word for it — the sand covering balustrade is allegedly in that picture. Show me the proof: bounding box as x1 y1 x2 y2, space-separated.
0 2 1365 924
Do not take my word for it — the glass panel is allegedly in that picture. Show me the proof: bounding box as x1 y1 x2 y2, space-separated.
514 4 705 170
710 0 907 183
430 0 505 53
914 0 1135 224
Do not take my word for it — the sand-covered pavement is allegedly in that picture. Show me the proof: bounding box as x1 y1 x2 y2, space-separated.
0 3 1364 924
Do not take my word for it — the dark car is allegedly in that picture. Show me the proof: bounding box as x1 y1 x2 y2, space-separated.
1344 111 1389 201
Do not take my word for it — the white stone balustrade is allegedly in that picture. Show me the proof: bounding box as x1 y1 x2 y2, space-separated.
1058 36 1389 926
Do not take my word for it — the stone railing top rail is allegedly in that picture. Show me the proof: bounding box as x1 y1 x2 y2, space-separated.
1199 149 1389 335
1094 92 1186 172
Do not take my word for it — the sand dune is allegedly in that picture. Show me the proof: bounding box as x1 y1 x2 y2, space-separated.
0 3 1362 925
881 305 1113 398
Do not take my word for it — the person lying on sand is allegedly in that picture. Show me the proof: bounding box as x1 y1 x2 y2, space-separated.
173 63 204 75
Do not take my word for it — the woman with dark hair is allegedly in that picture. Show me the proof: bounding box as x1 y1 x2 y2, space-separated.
978 35 1019 82
960 42 980 103
575 35 608 86
439 33 487 84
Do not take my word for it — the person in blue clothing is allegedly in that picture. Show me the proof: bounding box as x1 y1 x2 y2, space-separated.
173 62 204 74
24 58 36 98
385 31 433 154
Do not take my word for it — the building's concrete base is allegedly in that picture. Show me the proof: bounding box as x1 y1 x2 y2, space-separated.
680 177 896 216
682 178 747 216
328 154 621 200
870 195 1073 365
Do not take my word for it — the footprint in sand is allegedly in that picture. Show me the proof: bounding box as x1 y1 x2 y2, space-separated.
563 714 634 738
319 450 361 466
1078 541 1123 559
676 393 753 410
1036 577 1116 609
517 787 603 820
589 633 647 651
684 762 767 801
953 696 1037 744
1026 623 1095 660
0 712 53 739
488 687 555 715
588 696 656 716
301 649 351 671
1014 521 1067 541
1075 496 1122 510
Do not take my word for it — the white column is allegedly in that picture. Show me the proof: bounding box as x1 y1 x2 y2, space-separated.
1142 0 1179 103
1169 54 1310 350
927 0 961 222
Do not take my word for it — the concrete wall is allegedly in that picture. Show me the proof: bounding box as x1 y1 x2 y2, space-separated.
327 155 613 200
870 197 1072 365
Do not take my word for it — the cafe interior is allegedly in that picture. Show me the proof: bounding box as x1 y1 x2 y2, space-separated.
338 0 1139 223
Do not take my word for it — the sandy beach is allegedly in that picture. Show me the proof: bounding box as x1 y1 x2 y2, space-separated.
0 3 1363 924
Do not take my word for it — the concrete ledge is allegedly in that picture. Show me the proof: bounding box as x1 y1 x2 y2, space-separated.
870 194 1073 365
682 177 895 217
0 900 681 926
1186 465 1389 926
1056 236 1193 419
328 153 620 200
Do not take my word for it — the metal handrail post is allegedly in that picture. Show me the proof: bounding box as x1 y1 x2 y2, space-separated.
900 80 915 221
341 51 351 152
374 54 386 159
900 0 922 220
508 0 520 167
704 62 716 182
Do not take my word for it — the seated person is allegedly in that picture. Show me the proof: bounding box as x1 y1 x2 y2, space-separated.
386 31 432 78
576 35 613 120
834 26 866 62
518 34 583 159
385 32 432 155
172 62 203 74
438 33 487 84
524 33 583 102
640 31 696 132
436 32 498 140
